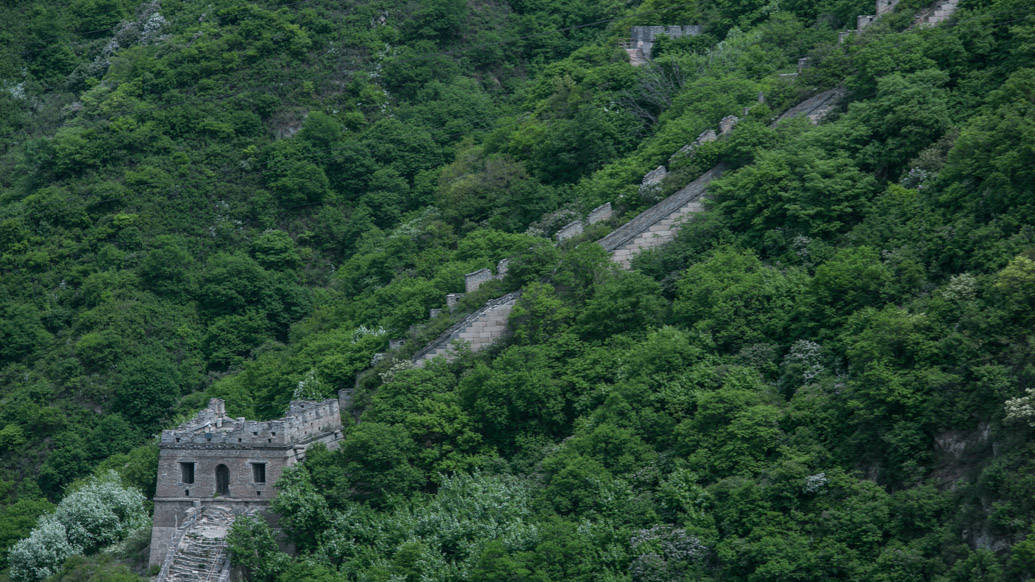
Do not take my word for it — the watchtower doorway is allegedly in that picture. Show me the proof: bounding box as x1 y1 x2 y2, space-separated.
215 464 230 496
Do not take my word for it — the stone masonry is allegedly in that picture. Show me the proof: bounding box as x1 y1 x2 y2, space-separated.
155 505 236 582
148 398 343 569
915 0 959 27
465 268 494 293
555 220 584 242
416 4 947 365
405 87 847 365
587 202 613 225
602 167 721 268
625 25 703 64
412 291 520 366
603 87 844 268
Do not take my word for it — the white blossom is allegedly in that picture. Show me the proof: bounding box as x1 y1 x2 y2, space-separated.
8 471 146 582
8 518 80 582
1005 387 1035 427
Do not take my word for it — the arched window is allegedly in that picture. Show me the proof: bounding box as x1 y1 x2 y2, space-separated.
215 464 230 496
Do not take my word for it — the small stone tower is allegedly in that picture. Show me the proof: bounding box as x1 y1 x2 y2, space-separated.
148 398 343 568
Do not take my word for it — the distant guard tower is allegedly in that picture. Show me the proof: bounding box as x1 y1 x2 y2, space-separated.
148 398 343 572
623 25 703 65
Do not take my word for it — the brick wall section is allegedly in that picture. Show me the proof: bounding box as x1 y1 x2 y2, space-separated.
598 165 725 267
603 87 846 269
149 399 343 568
915 0 959 27
774 88 846 124
555 220 584 242
405 87 846 363
465 268 494 293
587 202 613 224
629 25 703 59
411 291 521 366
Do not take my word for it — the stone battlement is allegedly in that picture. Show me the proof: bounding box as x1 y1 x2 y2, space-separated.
149 397 343 569
626 25 703 61
630 25 703 43
159 398 340 449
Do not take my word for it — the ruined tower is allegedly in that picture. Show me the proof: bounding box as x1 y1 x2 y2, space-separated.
148 398 343 568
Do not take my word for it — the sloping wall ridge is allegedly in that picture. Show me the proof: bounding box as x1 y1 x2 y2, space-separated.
411 291 522 365
402 87 846 365
598 165 725 252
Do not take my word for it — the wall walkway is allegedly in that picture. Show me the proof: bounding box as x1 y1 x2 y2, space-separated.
156 505 234 582
412 292 521 366
405 86 847 366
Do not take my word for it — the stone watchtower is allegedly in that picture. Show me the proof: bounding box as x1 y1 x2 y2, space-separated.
148 398 343 568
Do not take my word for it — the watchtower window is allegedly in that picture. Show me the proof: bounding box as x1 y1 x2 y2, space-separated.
215 464 230 496
252 463 266 483
180 462 195 484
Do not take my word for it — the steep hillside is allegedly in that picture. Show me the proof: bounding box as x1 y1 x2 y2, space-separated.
3 0 1035 579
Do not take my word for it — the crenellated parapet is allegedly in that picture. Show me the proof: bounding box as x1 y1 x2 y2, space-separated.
149 398 343 569
629 25 703 59
159 398 341 449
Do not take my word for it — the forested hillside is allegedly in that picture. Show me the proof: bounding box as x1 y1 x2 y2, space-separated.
2 0 1035 579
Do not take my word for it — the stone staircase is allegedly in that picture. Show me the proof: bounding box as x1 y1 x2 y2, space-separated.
775 87 847 125
915 0 959 27
401 87 847 367
601 167 722 268
412 292 520 366
603 87 844 269
156 506 234 582
625 47 649 66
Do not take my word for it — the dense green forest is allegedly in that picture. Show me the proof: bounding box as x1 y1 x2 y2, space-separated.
2 0 1035 578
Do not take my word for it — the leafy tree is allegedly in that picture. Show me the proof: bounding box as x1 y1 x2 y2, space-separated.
8 518 79 582
468 541 539 582
509 283 572 345
576 271 666 339
674 247 805 351
8 472 146 582
406 0 468 42
338 423 423 505
809 246 891 322
0 303 51 364
111 355 182 434
0 497 53 568
227 515 289 582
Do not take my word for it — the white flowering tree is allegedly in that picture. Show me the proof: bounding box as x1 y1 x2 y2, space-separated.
52 470 148 552
7 518 79 582
7 471 148 582
1005 387 1035 427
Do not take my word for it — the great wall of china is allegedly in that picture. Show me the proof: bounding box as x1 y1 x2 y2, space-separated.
148 1 963 577
150 398 343 581
405 85 847 367
398 0 964 368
